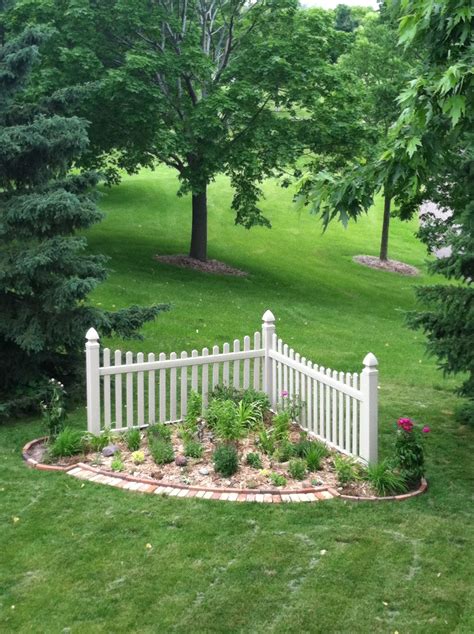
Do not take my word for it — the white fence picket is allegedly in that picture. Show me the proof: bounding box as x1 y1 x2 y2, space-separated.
283 343 288 397
137 352 144 426
148 353 156 424
223 342 230 386
233 340 240 389
158 352 166 422
352 373 359 455
271 333 278 407
201 348 209 406
212 345 220 388
306 361 313 432
289 348 294 401
332 369 338 443
243 336 250 389
191 350 198 392
170 352 177 421
277 339 283 405
114 350 122 428
253 332 261 390
180 351 188 418
345 372 352 451
126 351 133 428
103 348 111 428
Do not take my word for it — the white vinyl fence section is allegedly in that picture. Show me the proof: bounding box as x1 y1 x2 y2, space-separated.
86 310 378 463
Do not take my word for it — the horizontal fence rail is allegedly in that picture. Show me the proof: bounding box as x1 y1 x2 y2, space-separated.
85 310 378 463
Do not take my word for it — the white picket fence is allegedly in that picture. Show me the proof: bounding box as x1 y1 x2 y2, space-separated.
85 310 378 463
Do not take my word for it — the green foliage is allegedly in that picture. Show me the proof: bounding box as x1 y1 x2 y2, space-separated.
40 378 67 437
125 428 141 452
131 450 145 465
272 411 291 444
0 27 166 409
210 386 269 419
235 400 259 430
365 460 407 497
184 440 204 459
81 429 112 453
273 440 294 463
111 454 124 472
49 427 83 458
288 458 307 481
269 472 287 487
185 391 202 429
147 423 172 443
150 440 174 465
257 428 275 457
394 421 426 485
304 443 328 472
213 445 239 477
245 452 263 469
207 400 246 443
455 400 474 427
333 455 359 487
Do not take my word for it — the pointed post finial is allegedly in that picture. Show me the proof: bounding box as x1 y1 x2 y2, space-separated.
86 327 99 342
262 309 275 324
363 352 378 368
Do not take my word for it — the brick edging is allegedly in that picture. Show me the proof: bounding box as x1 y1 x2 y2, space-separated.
22 436 428 503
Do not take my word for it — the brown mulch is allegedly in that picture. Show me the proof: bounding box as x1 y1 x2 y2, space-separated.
353 255 419 276
155 254 248 277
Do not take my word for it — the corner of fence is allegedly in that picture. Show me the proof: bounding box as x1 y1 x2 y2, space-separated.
360 352 378 464
262 309 276 408
85 327 101 435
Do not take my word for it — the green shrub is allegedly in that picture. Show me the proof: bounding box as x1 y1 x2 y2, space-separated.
185 391 202 428
150 440 174 465
269 472 287 487
184 440 204 459
394 418 427 486
147 423 172 443
209 385 242 403
50 427 84 458
258 428 275 456
125 428 141 452
304 442 328 472
365 460 408 496
209 386 269 420
131 450 145 465
240 389 270 418
333 455 359 486
273 440 294 463
210 400 246 443
111 454 124 472
82 428 112 453
455 399 474 427
246 452 263 469
213 445 239 477
288 458 307 480
272 411 291 443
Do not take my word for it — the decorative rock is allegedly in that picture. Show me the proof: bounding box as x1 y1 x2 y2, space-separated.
175 455 187 467
198 467 210 476
102 444 120 457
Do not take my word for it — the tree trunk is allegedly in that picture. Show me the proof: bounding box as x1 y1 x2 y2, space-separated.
190 188 207 261
379 194 391 262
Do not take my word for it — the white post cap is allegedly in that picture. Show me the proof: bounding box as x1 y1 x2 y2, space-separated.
262 309 275 323
86 327 99 342
363 352 378 367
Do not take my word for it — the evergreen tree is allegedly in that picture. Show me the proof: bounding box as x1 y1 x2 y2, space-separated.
0 28 166 415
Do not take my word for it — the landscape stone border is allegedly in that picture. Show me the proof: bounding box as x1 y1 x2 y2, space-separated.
22 437 428 503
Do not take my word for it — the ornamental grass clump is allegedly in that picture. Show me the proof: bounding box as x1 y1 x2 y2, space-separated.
49 427 83 458
125 428 141 452
365 460 407 497
304 442 328 472
394 417 429 487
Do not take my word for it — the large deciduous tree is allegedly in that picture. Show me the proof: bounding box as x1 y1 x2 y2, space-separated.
9 0 348 261
0 27 165 415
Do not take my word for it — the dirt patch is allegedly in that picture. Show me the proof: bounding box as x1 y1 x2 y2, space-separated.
353 255 419 276
155 254 248 277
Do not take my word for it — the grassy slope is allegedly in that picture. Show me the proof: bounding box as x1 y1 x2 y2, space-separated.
1 167 473 633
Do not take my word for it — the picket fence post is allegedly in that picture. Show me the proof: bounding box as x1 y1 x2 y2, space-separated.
85 328 101 435
262 310 276 408
360 352 378 464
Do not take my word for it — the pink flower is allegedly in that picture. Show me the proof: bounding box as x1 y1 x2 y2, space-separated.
398 417 413 432
422 426 431 433
281 390 288 398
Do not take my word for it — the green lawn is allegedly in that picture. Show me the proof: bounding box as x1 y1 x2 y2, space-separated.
1 167 473 633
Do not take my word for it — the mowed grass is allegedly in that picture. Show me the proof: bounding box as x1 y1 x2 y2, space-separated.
1 167 473 633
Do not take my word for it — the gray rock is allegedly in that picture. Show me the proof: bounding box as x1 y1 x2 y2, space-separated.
198 467 210 476
175 455 187 467
102 444 119 457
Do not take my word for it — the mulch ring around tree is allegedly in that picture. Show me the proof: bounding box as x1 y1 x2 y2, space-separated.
353 255 420 276
155 254 248 277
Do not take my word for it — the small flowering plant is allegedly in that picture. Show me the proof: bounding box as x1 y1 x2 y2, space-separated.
41 378 67 438
280 390 305 420
394 417 430 486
